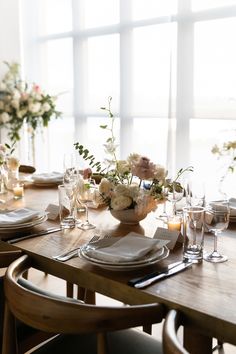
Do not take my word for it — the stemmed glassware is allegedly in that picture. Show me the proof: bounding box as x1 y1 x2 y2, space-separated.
185 178 205 207
167 180 184 216
77 178 96 230
204 199 230 263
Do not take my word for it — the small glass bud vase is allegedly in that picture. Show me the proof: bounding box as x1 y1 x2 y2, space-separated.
7 168 19 190
0 164 8 194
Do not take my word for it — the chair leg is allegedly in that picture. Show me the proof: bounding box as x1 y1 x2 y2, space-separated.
66 282 74 298
143 324 152 334
2 303 17 354
97 333 108 354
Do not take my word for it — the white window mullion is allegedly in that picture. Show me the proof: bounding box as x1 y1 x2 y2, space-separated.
72 0 88 146
119 0 133 159
175 0 193 172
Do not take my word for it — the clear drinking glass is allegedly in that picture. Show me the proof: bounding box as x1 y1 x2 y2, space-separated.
77 179 96 230
183 206 205 263
204 200 230 263
58 184 76 229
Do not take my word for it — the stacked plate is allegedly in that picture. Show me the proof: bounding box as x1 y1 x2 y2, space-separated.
0 208 47 238
229 198 236 222
79 233 169 271
31 172 63 187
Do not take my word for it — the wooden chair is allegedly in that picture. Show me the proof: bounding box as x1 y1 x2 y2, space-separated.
163 309 189 354
0 250 54 354
163 309 224 354
3 254 166 354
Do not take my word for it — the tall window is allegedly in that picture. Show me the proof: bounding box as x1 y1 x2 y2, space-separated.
20 0 236 190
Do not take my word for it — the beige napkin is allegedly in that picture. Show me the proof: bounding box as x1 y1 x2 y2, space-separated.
85 233 168 263
0 208 41 225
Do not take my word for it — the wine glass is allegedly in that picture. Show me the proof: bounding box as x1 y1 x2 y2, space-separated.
167 180 184 216
185 178 205 207
63 153 77 185
204 199 230 263
77 179 96 230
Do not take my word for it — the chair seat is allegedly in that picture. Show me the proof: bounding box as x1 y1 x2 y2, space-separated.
31 329 163 354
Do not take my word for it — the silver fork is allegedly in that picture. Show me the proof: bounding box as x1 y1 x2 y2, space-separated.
53 234 100 262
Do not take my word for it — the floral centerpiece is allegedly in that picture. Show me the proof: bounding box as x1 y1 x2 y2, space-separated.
75 97 193 223
0 61 61 143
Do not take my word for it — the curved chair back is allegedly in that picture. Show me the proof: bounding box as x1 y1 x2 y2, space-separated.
163 309 189 354
3 254 165 354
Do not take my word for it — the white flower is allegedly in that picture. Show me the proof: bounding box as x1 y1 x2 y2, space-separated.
116 160 130 174
28 102 41 113
0 101 4 110
11 99 20 110
42 102 51 112
99 178 112 196
0 82 6 90
153 164 166 181
211 144 220 154
110 195 133 210
7 156 20 170
0 112 11 123
127 153 141 168
114 184 131 197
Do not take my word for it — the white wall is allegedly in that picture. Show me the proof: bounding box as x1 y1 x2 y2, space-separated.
0 0 21 142
0 0 21 78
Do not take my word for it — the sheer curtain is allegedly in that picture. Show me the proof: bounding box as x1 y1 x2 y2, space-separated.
19 0 236 190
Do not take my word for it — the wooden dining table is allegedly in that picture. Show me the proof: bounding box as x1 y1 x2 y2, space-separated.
0 185 236 354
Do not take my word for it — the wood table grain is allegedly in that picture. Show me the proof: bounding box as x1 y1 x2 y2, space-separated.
1 185 236 353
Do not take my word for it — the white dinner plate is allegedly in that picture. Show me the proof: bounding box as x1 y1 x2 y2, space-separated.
0 213 47 233
79 243 169 271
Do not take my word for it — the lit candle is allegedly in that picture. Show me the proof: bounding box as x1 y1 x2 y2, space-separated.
13 184 24 199
167 216 182 231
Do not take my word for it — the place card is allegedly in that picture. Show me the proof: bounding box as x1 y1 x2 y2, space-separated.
153 227 183 250
45 204 60 220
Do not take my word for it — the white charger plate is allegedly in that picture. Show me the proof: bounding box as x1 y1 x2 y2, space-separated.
79 242 169 271
0 213 47 233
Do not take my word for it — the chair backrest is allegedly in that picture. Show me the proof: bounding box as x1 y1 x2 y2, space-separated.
0 250 22 353
3 254 165 354
163 309 189 354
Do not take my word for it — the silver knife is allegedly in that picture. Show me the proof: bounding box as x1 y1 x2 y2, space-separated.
134 261 192 289
128 261 183 287
7 227 61 244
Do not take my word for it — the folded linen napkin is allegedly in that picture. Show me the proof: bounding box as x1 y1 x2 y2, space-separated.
32 172 63 183
229 198 236 216
0 208 41 225
84 233 168 263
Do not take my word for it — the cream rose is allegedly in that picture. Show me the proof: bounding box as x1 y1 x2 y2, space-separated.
99 178 112 196
110 195 132 211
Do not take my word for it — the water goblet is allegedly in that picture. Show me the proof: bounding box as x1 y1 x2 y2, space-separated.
77 179 96 230
185 178 205 207
203 199 230 263
167 180 184 215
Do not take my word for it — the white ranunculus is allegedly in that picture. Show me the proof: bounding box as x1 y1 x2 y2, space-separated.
110 195 133 211
11 99 20 109
12 89 21 100
114 184 131 197
42 102 51 112
0 101 4 110
17 109 27 119
28 102 41 113
0 112 11 123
